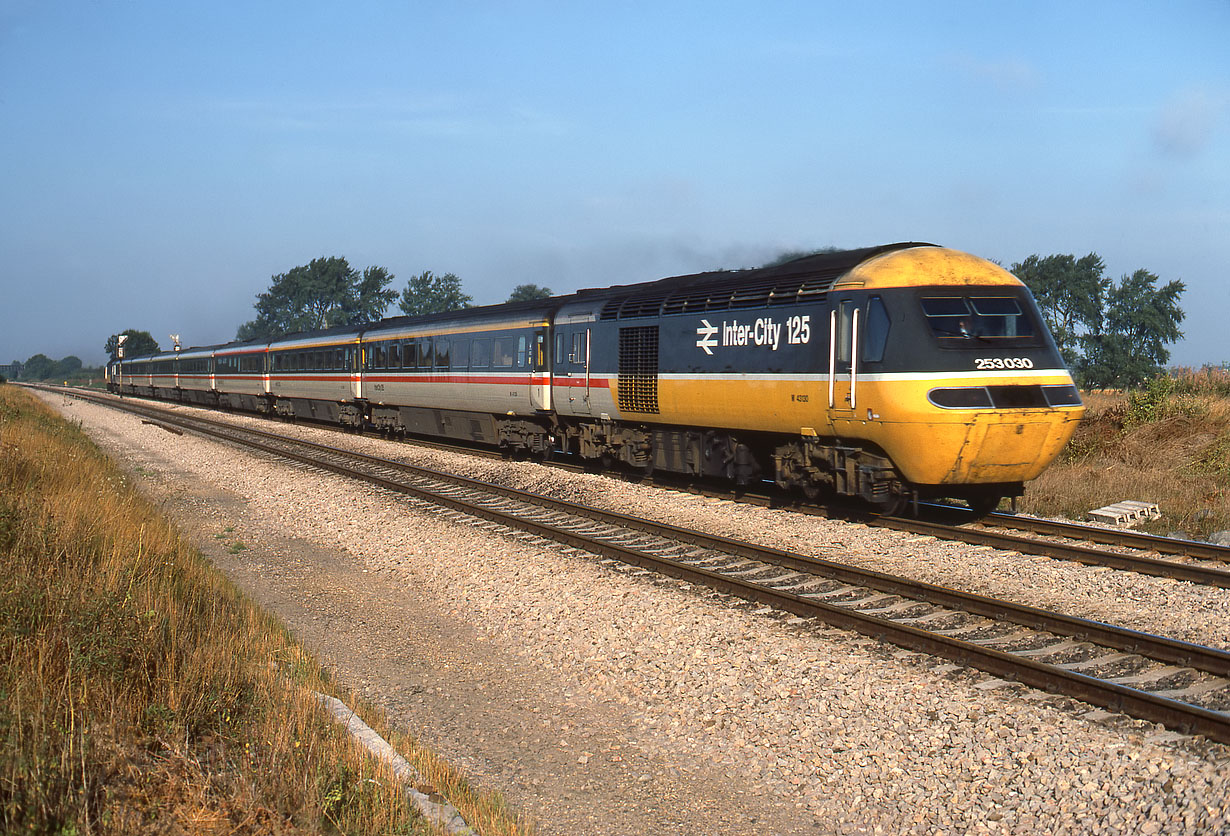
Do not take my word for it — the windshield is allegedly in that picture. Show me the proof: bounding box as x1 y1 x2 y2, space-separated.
920 295 1038 346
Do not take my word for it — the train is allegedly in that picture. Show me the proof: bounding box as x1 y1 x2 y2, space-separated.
108 242 1085 514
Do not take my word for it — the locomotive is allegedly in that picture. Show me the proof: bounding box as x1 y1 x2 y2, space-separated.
109 243 1084 514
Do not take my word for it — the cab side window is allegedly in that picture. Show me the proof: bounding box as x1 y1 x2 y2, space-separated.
863 297 890 363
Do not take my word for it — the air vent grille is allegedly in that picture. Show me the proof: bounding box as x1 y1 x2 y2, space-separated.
617 326 659 414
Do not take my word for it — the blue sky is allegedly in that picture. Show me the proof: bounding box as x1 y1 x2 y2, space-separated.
1 1 1227 367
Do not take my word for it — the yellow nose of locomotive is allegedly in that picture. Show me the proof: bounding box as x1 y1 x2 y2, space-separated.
837 247 1085 489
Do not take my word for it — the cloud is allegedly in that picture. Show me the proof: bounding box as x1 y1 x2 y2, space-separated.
1152 86 1229 159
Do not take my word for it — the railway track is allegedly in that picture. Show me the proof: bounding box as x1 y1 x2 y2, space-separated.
51 387 1230 744
975 509 1230 563
62 386 1230 587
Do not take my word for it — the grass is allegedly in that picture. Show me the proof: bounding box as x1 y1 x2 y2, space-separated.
0 385 532 835
1020 371 1230 538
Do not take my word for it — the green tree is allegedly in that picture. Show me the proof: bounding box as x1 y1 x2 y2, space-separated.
1010 253 1107 367
1079 269 1186 389
21 354 55 380
506 283 553 302
52 356 83 379
236 256 396 340
106 330 161 360
397 271 473 316
1011 253 1184 388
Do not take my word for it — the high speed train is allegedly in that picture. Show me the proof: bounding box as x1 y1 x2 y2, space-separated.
108 243 1084 514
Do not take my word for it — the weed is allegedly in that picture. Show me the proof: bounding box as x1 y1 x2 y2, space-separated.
0 387 443 834
1123 375 1208 427
1024 382 1230 537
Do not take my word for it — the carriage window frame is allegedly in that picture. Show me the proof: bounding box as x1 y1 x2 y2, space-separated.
493 337 515 369
471 338 490 368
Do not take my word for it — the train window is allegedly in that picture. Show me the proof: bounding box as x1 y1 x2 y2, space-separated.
517 336 527 368
569 332 585 365
969 297 1034 338
534 332 547 370
336 349 345 370
389 343 401 368
922 295 1037 344
555 333 565 365
493 338 514 368
863 297 890 363
836 301 854 364
471 339 490 368
418 339 433 368
434 338 450 368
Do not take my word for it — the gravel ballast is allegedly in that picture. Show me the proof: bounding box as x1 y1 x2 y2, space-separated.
43 391 1230 835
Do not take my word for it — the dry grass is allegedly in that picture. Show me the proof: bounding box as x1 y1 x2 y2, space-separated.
0 385 532 835
1021 377 1230 537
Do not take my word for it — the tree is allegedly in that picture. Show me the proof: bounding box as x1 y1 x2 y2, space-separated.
21 354 55 380
236 256 396 341
506 283 553 302
397 271 473 316
105 330 161 360
1080 269 1186 389
52 356 83 379
1010 254 1106 367
1011 254 1185 388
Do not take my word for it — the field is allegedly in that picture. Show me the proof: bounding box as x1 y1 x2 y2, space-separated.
1020 369 1230 538
0 385 529 835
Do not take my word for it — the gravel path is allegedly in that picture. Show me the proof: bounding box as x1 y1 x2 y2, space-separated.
44 391 1230 835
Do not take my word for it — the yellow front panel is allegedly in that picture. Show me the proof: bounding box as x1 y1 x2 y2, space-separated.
616 373 1084 486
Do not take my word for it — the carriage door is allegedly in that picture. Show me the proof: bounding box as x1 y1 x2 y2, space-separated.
828 299 860 426
530 329 551 411
553 321 593 416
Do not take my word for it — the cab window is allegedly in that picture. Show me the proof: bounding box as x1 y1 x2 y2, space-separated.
921 295 1037 346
